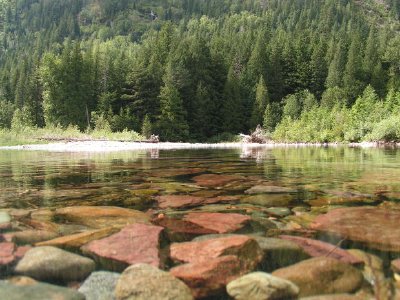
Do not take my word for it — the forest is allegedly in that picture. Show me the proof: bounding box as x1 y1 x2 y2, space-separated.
0 0 400 142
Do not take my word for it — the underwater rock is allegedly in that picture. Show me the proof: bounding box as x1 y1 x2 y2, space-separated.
272 257 364 297
82 223 164 271
78 271 120 300
15 246 95 282
10 230 58 245
192 174 242 187
155 195 205 209
227 272 299 300
245 185 297 194
183 212 250 234
115 264 193 300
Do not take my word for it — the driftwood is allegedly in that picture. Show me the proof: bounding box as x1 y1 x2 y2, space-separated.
240 125 268 144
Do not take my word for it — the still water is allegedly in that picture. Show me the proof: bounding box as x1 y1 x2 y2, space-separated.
1 146 400 298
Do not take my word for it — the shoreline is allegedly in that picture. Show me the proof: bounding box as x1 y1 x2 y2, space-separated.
0 140 399 152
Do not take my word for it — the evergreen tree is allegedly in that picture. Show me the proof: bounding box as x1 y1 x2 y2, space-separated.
250 75 269 129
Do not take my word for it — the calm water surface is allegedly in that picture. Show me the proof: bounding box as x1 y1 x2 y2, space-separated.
1 147 399 210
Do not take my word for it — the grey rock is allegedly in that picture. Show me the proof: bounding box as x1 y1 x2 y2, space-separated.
115 263 193 300
227 272 299 300
15 246 95 282
0 280 84 300
79 271 120 300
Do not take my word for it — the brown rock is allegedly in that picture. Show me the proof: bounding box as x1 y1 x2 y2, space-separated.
155 195 205 209
170 235 263 271
272 257 364 297
82 223 164 272
54 206 150 229
154 217 216 235
183 212 250 234
170 255 244 298
312 207 400 252
6 276 37 286
203 195 240 204
192 174 241 187
10 230 58 245
279 235 363 265
36 227 118 250
0 242 30 270
301 294 363 300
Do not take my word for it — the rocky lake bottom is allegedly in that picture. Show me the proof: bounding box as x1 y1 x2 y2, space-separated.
1 146 400 299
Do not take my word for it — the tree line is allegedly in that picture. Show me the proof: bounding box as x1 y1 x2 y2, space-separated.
0 0 399 142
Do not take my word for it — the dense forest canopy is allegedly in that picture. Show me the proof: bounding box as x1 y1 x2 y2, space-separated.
0 0 399 142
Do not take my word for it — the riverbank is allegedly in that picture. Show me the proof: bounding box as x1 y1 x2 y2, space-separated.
1 140 400 152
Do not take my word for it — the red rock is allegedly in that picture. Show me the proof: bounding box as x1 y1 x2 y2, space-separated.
82 223 163 272
392 259 400 273
155 195 205 209
154 217 216 235
170 235 263 271
312 207 400 252
183 212 250 234
0 242 15 266
170 255 243 298
155 168 206 177
279 235 363 265
203 195 240 204
0 242 30 269
192 174 241 187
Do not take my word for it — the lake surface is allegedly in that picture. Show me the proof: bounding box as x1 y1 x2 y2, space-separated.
1 146 399 210
1 146 400 298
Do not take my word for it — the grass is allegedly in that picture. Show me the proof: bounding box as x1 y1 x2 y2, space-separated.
0 126 144 147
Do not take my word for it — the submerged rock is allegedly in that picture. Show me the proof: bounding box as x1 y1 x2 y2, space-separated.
245 185 297 194
155 195 205 209
170 255 243 298
0 211 11 231
272 257 364 297
0 280 85 300
183 212 250 234
10 230 58 245
54 206 150 229
82 223 164 271
36 227 118 250
170 235 263 269
241 194 294 207
115 264 193 300
0 242 30 272
15 246 95 282
279 235 363 265
226 272 299 300
78 271 120 300
192 174 242 187
312 207 400 252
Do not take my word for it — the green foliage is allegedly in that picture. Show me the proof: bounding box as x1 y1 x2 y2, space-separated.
366 115 400 142
141 114 152 139
11 106 35 131
0 0 399 142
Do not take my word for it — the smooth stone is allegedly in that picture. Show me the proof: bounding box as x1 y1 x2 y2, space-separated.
5 276 37 286
15 246 95 282
30 209 54 222
155 195 205 209
129 189 159 197
272 257 364 297
0 212 11 230
170 255 244 298
312 207 400 252
54 206 150 229
36 227 118 250
279 235 363 265
192 174 242 187
227 272 299 300
265 207 292 217
183 212 251 233
241 194 294 207
78 271 120 300
253 237 311 271
82 223 163 272
8 209 31 220
0 280 85 300
170 235 263 271
115 263 193 300
10 230 58 245
245 185 297 194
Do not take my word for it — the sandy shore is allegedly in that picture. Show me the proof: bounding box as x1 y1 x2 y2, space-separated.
0 140 397 152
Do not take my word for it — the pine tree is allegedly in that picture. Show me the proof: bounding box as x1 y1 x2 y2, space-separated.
250 75 269 129
157 62 189 142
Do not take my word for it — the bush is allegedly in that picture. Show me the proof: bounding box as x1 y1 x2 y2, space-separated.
365 115 400 142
